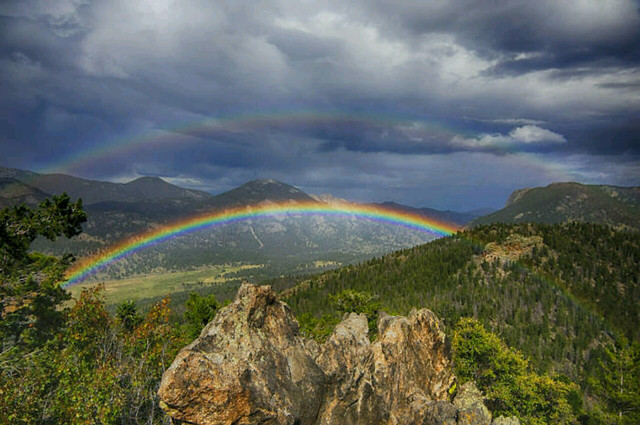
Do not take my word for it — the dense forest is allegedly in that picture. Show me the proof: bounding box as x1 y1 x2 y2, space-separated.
1 197 639 424
283 222 640 424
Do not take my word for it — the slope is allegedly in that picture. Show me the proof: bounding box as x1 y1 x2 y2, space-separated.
470 182 640 229
0 178 50 208
283 222 640 379
376 201 492 227
0 166 215 205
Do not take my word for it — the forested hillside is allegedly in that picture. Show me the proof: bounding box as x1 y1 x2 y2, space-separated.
470 182 640 229
282 222 640 423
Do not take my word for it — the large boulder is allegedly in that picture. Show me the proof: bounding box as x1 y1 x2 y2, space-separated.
158 284 325 425
159 283 498 425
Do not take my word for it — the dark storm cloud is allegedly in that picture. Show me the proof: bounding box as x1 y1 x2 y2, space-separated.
367 0 640 71
0 0 639 209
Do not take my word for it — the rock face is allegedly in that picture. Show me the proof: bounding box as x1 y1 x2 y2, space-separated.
453 382 492 425
158 284 325 425
314 310 455 425
159 284 512 425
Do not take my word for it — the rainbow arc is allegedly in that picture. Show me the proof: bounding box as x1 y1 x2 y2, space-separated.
63 201 459 287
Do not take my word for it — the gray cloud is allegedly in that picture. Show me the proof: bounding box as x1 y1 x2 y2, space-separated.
451 125 567 150
0 0 638 210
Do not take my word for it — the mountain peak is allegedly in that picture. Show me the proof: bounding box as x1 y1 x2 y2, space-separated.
212 179 316 207
124 175 170 190
239 178 296 190
127 176 165 184
245 178 279 185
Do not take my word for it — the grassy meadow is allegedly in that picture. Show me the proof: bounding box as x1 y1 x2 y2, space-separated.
66 264 263 309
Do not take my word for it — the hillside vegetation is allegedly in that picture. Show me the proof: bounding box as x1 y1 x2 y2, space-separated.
470 182 640 229
283 222 640 423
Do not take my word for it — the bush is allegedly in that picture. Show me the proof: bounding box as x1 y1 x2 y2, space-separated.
183 292 219 339
452 317 581 425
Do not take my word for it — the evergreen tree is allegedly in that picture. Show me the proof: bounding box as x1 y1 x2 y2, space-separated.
183 292 219 339
0 194 86 349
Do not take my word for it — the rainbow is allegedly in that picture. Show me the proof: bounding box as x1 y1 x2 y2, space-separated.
38 110 465 175
62 201 460 287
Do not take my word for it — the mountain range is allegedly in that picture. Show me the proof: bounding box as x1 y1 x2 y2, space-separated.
2 165 639 282
0 166 487 279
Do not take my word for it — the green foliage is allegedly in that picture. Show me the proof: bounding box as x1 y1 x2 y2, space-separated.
0 194 86 349
330 289 380 337
0 193 86 269
452 317 528 390
0 286 186 424
183 292 220 339
286 235 477 324
296 289 381 342
586 339 640 425
452 318 581 425
116 300 143 332
297 312 341 342
0 195 189 424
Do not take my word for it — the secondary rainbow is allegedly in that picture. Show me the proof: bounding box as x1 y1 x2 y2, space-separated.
37 109 467 176
62 201 459 287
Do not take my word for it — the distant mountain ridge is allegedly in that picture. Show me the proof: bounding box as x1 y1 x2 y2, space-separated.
0 166 213 206
0 166 476 279
0 177 49 206
470 182 640 229
375 201 493 227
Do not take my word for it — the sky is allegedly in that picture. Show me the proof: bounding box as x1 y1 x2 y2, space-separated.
1 0 639 211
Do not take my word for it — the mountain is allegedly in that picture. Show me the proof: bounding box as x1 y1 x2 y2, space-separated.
124 176 213 201
470 182 640 229
209 179 316 207
0 178 50 208
0 167 456 279
376 201 493 227
0 166 214 205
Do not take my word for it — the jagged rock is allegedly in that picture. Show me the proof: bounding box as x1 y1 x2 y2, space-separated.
315 313 375 424
159 284 496 425
158 284 325 425
454 382 491 425
492 417 520 425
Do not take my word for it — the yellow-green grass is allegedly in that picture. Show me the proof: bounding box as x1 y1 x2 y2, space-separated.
67 264 262 306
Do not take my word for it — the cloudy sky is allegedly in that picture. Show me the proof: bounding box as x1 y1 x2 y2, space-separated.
1 0 639 210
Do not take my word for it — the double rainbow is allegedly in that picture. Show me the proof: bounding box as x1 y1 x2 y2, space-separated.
62 201 459 287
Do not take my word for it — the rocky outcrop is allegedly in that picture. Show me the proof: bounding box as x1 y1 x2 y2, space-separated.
158 284 325 425
453 382 492 425
159 284 516 425
314 310 455 424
